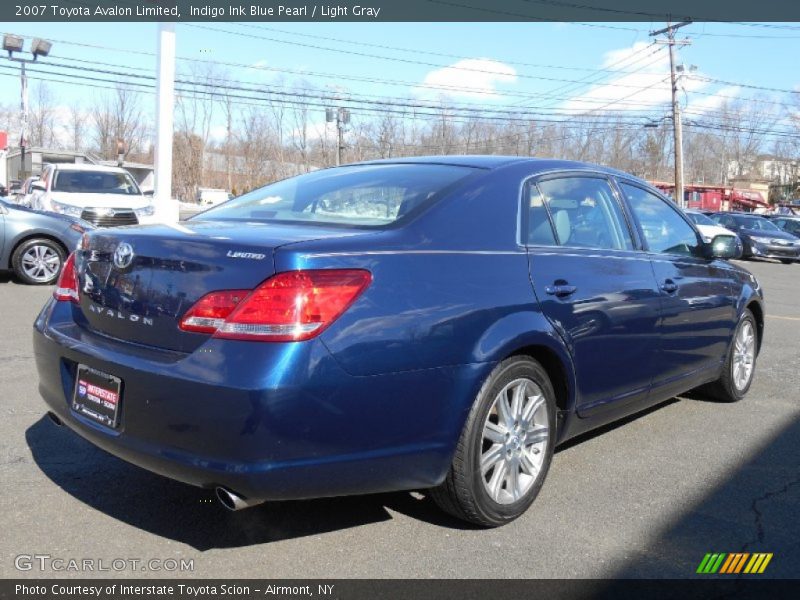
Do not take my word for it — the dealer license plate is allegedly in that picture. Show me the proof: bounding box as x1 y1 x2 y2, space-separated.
71 365 122 429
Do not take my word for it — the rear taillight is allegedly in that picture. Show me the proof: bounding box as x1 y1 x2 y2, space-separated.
53 252 79 303
178 289 250 334
179 269 372 342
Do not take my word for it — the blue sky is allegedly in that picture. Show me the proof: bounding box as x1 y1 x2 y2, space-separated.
2 21 797 137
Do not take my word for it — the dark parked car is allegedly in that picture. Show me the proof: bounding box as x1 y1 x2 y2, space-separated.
711 212 800 264
766 214 800 238
1 198 90 285
34 157 763 527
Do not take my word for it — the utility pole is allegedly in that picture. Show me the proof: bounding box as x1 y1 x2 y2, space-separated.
154 23 176 221
651 21 691 208
326 107 350 166
19 61 27 176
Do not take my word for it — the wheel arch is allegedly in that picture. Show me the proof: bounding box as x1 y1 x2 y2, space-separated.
506 344 572 414
8 233 68 270
471 312 577 416
745 298 764 355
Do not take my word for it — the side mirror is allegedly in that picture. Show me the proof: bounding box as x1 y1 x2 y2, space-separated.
31 181 46 192
706 234 742 260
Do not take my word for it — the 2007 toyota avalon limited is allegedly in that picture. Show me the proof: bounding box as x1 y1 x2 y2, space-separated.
33 156 763 526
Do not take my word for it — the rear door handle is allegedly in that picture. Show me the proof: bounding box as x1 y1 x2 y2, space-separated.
660 279 678 293
545 283 577 297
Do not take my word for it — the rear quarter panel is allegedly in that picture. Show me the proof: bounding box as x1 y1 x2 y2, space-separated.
274 165 576 404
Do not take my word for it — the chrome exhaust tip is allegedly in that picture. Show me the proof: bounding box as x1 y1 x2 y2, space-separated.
215 487 262 511
47 411 63 426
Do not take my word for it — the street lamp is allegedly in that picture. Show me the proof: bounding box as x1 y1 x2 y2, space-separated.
30 38 52 58
3 35 24 54
3 34 54 178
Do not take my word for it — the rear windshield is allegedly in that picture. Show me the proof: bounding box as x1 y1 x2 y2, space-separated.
53 170 140 195
194 164 478 227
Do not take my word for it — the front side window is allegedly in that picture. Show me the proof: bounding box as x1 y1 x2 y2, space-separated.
620 183 701 256
196 164 477 227
530 176 634 250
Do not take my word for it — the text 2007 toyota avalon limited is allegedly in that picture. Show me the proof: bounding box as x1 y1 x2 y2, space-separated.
34 157 763 526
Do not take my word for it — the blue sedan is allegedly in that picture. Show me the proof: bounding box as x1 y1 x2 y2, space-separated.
33 157 763 526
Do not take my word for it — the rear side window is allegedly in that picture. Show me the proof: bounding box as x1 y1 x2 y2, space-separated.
196 163 477 227
527 176 634 251
620 183 701 256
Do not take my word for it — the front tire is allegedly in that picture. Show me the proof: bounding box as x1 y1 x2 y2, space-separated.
430 356 556 527
780 259 793 265
11 238 66 285
703 309 758 402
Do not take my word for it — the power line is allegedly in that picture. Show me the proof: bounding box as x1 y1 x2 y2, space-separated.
17 33 679 109
10 53 792 136
516 43 664 109
692 75 800 95
230 23 647 74
18 32 796 117
39 55 672 120
0 63 655 129
6 63 799 144
183 22 661 86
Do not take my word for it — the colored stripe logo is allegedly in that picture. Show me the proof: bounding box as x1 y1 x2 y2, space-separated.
697 553 773 574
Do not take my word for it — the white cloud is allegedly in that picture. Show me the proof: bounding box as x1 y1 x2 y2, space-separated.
558 42 720 116
685 85 741 116
418 58 517 99
289 118 335 143
209 125 229 142
560 42 675 114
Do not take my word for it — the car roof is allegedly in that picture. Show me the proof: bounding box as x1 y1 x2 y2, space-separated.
351 155 644 179
51 164 129 173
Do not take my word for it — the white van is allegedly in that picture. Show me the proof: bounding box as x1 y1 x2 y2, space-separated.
197 188 233 206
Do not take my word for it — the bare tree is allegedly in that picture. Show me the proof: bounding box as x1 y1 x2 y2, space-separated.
28 83 57 148
65 103 88 152
91 86 148 160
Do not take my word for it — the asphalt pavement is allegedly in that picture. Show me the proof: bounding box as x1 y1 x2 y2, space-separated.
1 259 798 579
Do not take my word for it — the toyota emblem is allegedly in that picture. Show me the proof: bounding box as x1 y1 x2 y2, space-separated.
113 242 135 269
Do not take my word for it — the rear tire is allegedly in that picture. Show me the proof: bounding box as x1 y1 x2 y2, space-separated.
780 259 793 265
11 238 66 285
703 309 758 402
430 356 556 527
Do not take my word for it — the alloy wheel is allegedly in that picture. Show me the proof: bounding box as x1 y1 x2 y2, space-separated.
480 378 550 505
732 320 756 391
20 244 62 283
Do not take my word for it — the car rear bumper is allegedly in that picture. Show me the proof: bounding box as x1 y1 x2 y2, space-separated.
33 299 485 502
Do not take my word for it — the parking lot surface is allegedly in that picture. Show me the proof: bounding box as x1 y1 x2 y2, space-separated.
1 260 798 579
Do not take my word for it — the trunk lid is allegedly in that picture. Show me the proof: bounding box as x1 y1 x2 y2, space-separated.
76 220 363 352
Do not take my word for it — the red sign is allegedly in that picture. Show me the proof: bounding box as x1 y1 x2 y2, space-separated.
0 131 7 150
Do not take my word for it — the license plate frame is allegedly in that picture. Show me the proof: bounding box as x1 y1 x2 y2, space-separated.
71 365 123 429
